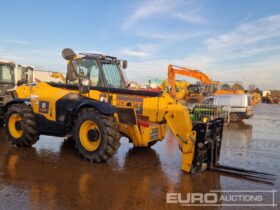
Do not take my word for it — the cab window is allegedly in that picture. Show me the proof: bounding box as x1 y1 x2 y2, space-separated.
0 65 14 83
102 62 124 88
26 68 33 83
77 59 102 86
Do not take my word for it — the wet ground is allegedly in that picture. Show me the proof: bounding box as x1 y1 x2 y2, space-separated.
0 103 279 210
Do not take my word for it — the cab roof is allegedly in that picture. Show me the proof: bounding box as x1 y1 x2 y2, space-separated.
79 53 118 61
0 60 16 66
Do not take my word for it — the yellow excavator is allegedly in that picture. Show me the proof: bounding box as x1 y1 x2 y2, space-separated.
3 48 274 180
160 79 190 101
214 81 245 95
50 72 67 83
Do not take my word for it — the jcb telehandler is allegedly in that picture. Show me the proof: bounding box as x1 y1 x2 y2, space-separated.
3 49 274 180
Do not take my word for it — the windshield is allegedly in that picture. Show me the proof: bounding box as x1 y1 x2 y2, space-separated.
74 58 125 88
101 62 124 88
77 59 103 86
188 85 199 93
0 65 15 84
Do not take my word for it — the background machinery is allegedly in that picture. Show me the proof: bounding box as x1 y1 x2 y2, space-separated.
50 72 66 83
213 81 245 95
0 60 34 116
3 49 275 180
0 60 65 117
168 64 218 103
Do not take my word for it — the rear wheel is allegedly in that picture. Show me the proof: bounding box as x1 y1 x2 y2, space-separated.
73 108 120 162
5 103 39 147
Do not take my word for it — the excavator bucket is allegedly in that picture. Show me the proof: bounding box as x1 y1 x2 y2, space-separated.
191 118 275 181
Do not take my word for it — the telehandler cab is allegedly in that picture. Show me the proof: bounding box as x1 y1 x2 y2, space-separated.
3 49 275 180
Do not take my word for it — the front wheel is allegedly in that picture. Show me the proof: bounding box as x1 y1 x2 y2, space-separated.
4 103 39 147
73 108 120 162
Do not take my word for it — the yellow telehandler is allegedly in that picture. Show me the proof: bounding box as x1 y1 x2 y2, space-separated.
3 49 274 180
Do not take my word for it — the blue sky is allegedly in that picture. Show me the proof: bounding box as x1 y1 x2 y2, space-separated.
0 0 280 89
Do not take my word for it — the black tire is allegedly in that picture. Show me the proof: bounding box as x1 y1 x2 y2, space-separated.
147 140 158 147
4 103 39 147
73 108 120 162
230 113 241 122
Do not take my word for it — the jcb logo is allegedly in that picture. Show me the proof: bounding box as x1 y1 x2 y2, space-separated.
116 96 143 114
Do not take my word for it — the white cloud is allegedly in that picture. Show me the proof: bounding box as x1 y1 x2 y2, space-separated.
171 11 205 24
0 49 65 71
204 15 280 52
136 30 211 42
121 49 149 57
119 44 159 58
126 14 280 89
124 0 204 29
124 0 174 29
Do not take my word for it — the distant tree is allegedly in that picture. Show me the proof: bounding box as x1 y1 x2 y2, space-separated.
248 84 256 92
232 83 244 90
255 87 262 94
221 84 231 90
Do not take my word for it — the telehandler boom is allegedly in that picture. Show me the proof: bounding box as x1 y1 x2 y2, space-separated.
3 49 275 180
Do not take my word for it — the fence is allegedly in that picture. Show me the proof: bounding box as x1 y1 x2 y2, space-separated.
190 104 230 125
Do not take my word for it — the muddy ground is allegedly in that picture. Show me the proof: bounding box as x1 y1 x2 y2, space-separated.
0 103 279 210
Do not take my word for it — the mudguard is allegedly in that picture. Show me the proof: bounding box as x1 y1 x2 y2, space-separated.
73 100 117 115
3 98 30 112
56 95 117 125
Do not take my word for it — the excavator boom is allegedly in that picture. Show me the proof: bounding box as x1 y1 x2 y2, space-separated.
168 64 217 97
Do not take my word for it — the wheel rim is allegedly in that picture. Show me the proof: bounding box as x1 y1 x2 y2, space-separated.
79 120 101 152
8 113 23 139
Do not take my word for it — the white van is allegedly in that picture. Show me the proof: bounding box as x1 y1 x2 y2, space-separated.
201 94 253 122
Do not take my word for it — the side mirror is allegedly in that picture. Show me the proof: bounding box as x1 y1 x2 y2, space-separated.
122 60 128 69
66 62 78 81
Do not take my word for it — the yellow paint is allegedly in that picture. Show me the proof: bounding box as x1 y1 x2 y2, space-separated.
29 82 79 121
15 79 199 172
8 113 23 139
16 85 32 98
7 154 19 179
214 89 244 95
164 103 196 172
79 120 101 152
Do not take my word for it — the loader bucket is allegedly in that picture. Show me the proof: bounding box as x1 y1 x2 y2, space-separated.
191 118 275 182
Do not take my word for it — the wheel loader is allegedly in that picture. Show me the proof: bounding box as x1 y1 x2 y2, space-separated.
0 60 66 118
3 49 275 180
0 61 34 117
